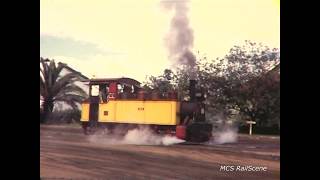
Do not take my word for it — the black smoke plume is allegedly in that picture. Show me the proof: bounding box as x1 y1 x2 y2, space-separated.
161 0 196 70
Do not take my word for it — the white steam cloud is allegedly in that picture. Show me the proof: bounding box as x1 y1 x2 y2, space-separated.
88 126 185 146
213 128 238 144
206 114 239 145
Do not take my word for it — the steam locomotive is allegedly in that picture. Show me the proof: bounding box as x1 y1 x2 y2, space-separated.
80 77 213 142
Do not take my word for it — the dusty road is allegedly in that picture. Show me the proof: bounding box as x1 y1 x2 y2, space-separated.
40 124 280 180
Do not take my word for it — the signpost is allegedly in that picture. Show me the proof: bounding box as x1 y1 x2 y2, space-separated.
246 121 256 135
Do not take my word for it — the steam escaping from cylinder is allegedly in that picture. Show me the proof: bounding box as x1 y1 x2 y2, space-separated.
161 0 196 78
205 114 239 145
123 126 185 145
213 128 238 144
88 126 185 146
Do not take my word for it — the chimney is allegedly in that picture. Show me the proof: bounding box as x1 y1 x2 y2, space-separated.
189 79 196 102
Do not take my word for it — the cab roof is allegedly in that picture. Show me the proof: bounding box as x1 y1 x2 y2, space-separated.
83 77 141 87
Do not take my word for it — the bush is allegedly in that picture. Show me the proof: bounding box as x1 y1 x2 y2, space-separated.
46 109 81 124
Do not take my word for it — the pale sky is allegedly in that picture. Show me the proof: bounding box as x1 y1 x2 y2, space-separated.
40 0 280 83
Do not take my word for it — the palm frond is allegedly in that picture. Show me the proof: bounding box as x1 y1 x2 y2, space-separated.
51 73 79 96
41 58 88 123
55 84 88 99
54 94 86 104
40 58 50 87
65 101 79 111
53 62 67 82
48 60 56 88
40 77 47 97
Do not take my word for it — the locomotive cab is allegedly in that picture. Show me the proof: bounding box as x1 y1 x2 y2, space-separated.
81 78 142 133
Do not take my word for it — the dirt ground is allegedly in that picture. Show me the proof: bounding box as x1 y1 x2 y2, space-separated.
40 124 280 180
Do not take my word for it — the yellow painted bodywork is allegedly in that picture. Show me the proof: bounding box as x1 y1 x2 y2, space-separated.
80 103 90 121
81 100 180 125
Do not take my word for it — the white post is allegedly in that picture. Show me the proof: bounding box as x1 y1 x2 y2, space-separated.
246 121 256 136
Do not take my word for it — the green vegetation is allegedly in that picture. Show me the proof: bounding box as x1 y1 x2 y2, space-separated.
40 58 88 123
144 41 280 130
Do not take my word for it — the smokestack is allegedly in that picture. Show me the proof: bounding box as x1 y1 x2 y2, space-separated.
189 79 196 102
161 0 196 71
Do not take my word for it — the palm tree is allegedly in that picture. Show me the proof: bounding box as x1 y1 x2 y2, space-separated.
40 57 88 123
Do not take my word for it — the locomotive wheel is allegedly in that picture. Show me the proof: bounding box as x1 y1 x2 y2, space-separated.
186 123 212 143
187 132 210 142
82 122 89 135
82 121 99 135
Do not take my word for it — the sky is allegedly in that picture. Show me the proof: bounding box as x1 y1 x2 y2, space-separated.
40 0 280 83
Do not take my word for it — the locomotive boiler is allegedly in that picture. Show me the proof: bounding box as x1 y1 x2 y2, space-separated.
80 77 212 142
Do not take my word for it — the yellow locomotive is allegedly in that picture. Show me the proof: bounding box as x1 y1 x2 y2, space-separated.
80 77 212 142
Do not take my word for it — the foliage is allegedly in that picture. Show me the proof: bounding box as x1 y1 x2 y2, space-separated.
221 41 280 126
144 69 176 95
144 41 280 127
46 109 82 124
40 57 88 123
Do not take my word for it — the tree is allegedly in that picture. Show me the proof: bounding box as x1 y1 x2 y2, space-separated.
144 69 176 95
40 57 88 123
144 41 280 127
221 41 280 126
236 64 280 127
